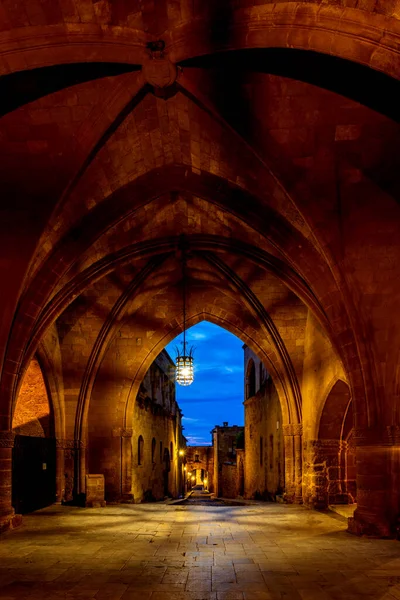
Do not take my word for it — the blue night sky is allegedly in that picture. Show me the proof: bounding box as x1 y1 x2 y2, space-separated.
165 321 245 446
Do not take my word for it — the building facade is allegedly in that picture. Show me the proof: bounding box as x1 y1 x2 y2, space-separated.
212 423 244 499
185 445 214 492
131 349 185 502
244 346 285 500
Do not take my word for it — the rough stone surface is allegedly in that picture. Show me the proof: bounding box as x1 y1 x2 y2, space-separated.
85 474 106 508
0 503 400 599
212 425 244 499
244 349 285 500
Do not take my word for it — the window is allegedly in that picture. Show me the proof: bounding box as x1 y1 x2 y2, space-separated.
152 438 156 463
138 436 144 466
195 454 199 462
170 441 173 459
246 359 256 398
260 436 264 467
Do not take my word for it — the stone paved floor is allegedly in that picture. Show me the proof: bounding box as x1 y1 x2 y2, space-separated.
1 503 400 600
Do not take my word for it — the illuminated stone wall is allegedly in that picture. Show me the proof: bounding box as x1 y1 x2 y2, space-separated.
12 359 51 438
212 423 244 498
244 347 284 500
131 350 183 502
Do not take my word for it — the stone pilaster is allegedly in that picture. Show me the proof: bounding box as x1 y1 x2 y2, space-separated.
56 438 85 503
0 431 21 533
283 423 302 503
111 428 134 503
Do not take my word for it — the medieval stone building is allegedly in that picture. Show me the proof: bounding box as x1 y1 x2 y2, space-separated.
212 423 244 499
0 0 399 542
244 347 285 501
131 350 184 502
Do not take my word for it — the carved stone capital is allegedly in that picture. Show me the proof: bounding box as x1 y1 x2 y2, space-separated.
56 438 86 450
386 425 400 446
305 439 343 451
0 431 15 448
283 423 303 437
353 426 395 446
112 428 133 438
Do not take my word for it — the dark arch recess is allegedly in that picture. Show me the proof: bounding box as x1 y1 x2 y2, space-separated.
0 63 140 118
180 48 400 123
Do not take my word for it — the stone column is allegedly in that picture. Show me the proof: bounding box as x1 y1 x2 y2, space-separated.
283 423 302 503
78 442 87 497
0 431 22 532
294 427 303 502
121 429 134 502
347 426 399 538
55 439 65 504
111 428 134 503
62 439 77 503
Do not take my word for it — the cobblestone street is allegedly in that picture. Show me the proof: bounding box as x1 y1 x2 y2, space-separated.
1 503 400 599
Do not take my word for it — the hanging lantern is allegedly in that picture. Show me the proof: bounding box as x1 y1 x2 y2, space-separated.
175 235 195 387
176 349 194 386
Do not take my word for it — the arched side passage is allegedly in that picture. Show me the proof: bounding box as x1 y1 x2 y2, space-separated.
11 357 57 513
303 379 353 509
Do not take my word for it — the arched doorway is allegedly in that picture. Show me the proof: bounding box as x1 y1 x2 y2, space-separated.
12 358 56 513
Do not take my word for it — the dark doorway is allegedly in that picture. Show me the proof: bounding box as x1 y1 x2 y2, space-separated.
12 435 56 514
